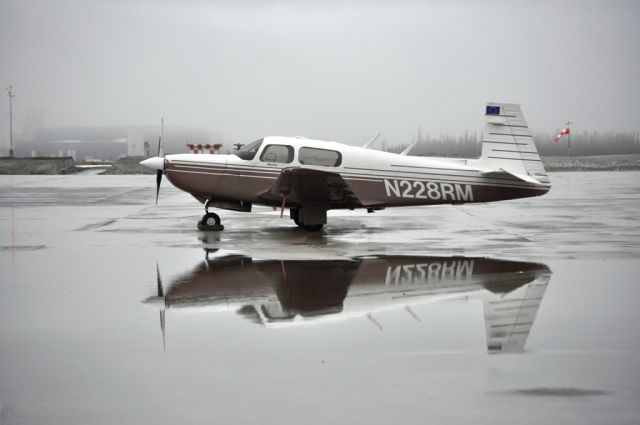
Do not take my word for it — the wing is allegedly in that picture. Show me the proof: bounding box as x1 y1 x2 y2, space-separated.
259 167 362 209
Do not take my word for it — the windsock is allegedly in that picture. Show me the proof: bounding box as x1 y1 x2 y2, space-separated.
554 127 570 142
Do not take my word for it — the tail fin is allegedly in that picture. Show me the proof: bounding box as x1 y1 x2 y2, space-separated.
481 272 551 353
480 102 550 186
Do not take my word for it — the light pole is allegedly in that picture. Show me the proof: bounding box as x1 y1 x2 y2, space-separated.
566 120 573 156
6 86 15 158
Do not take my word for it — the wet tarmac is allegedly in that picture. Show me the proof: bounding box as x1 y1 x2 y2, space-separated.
1 172 639 424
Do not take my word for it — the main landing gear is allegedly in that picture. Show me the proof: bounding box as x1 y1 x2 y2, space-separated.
198 199 224 231
290 208 324 232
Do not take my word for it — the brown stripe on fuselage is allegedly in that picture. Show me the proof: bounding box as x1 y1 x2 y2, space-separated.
340 170 544 188
173 160 549 189
164 161 549 209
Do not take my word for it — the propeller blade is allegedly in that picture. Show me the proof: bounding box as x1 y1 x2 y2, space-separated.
156 263 164 297
156 261 166 352
155 120 164 204
155 169 162 204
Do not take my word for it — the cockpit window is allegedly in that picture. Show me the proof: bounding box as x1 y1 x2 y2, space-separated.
234 138 263 160
299 147 342 167
260 144 294 164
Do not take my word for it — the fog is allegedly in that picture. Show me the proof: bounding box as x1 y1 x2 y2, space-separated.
1 0 639 147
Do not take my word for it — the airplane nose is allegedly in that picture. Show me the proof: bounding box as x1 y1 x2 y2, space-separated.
140 156 165 171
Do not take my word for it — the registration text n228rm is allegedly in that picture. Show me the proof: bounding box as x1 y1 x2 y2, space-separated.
384 179 473 202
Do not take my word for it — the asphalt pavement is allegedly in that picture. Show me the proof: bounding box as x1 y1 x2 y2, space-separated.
0 172 638 424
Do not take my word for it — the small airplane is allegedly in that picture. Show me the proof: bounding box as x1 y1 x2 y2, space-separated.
144 251 552 353
141 102 551 231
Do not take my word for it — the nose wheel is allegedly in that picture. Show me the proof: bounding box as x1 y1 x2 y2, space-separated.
197 199 224 231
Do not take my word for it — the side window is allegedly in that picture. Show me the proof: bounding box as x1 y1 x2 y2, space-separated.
259 144 294 164
299 147 342 167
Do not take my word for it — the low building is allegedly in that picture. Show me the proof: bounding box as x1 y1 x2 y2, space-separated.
12 125 220 161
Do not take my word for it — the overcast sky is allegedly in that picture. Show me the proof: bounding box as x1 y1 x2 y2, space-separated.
1 0 638 147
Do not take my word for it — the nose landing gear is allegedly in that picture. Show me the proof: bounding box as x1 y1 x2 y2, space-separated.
197 199 224 231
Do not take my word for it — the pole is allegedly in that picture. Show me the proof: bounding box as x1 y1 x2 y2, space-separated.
160 116 164 157
7 86 15 158
566 120 573 157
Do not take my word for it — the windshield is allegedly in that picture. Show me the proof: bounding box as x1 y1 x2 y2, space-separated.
233 139 263 160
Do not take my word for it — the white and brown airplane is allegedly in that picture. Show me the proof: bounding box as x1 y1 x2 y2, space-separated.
145 252 551 353
141 102 550 231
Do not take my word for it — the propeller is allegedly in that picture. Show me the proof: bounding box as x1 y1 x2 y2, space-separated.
157 262 166 351
155 136 163 204
156 262 164 297
142 262 167 351
140 117 166 204
156 117 165 204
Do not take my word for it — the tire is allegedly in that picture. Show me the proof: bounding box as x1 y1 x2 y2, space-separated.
291 208 323 231
291 208 302 226
201 212 221 226
302 224 324 232
198 212 224 231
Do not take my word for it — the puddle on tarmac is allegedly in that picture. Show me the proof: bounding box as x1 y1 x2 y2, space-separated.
149 252 551 354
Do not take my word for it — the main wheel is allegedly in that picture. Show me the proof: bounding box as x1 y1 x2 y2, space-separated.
198 212 224 231
302 224 324 232
291 208 302 226
290 208 323 232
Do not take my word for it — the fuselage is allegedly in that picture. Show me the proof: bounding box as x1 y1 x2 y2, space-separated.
161 136 550 211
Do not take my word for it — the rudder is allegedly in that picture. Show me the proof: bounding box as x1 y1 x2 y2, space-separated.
480 102 550 186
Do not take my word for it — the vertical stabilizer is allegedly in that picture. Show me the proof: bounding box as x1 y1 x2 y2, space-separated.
480 103 550 186
481 274 550 353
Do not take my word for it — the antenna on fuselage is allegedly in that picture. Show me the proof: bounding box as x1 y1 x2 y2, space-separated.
367 313 383 331
362 133 382 149
400 139 418 156
405 306 421 322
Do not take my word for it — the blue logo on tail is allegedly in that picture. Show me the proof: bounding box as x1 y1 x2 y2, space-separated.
486 106 501 115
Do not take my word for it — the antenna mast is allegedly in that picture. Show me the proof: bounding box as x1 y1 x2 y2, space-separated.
160 116 164 157
566 120 573 156
6 86 15 158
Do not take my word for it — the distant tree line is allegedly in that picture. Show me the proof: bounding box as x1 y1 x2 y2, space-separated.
385 131 640 157
534 131 640 156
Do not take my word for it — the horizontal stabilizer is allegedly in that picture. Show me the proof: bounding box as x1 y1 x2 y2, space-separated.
482 168 543 185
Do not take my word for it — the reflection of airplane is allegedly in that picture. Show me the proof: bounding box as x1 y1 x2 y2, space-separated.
145 253 551 353
141 103 550 231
